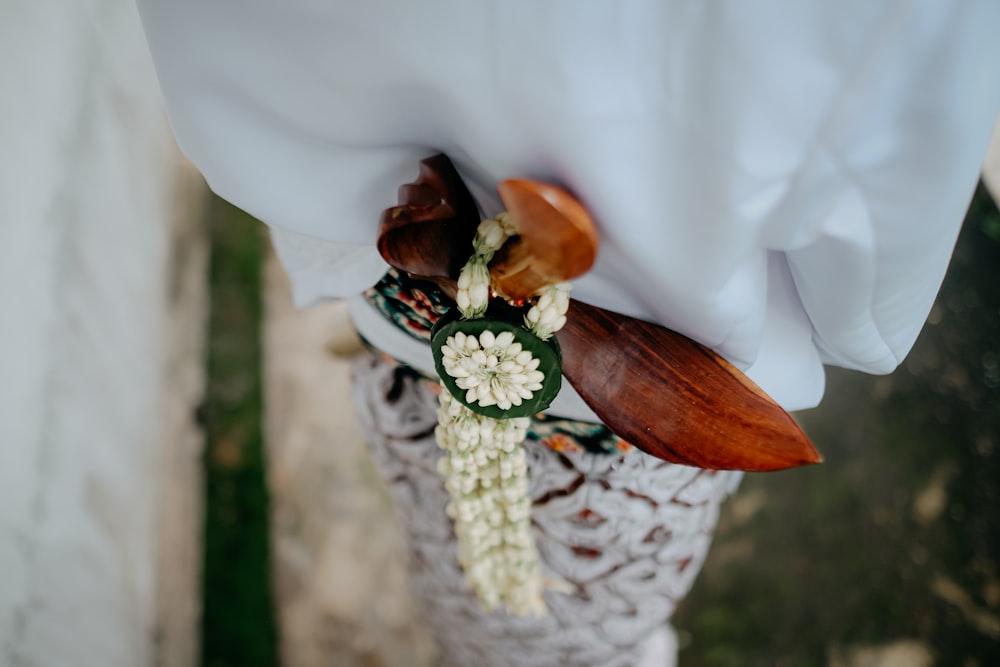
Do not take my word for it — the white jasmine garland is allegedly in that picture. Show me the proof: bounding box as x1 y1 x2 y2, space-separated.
433 211 572 617
435 391 544 616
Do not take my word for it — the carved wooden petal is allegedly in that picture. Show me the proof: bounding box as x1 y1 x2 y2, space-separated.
377 154 479 280
556 300 822 472
490 179 600 301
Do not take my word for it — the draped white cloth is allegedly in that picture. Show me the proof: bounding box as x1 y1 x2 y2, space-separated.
138 0 1000 414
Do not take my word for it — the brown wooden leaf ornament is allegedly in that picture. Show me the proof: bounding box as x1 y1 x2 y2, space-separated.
375 154 822 472
377 154 479 280
490 179 600 301
556 300 822 472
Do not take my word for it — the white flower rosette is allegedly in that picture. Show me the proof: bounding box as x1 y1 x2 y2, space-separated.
431 302 562 420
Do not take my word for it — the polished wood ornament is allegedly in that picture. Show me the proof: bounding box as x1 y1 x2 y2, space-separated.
375 155 822 472
556 300 821 471
377 153 479 281
490 179 600 301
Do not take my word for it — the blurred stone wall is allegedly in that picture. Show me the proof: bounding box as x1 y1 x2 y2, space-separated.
0 3 206 666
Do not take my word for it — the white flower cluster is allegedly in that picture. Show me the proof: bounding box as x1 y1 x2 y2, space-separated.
455 262 491 318
525 282 571 340
440 329 545 410
432 211 576 617
474 212 517 254
455 214 517 318
435 390 545 616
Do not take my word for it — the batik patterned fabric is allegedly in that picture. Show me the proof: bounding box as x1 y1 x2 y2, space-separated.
364 269 451 342
363 269 633 456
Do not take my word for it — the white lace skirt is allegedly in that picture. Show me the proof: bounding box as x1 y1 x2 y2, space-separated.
351 350 740 667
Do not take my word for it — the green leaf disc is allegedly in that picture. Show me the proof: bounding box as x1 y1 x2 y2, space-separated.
431 307 562 419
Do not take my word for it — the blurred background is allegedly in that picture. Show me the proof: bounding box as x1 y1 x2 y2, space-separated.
1 3 998 666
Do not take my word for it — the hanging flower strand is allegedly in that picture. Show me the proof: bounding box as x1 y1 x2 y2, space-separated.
455 213 517 318
525 282 571 341
432 214 570 616
435 392 542 615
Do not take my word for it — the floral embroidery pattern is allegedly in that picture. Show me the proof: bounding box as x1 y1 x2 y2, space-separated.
529 412 634 456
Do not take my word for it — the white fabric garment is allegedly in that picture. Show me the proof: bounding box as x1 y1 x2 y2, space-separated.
138 1 1000 415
